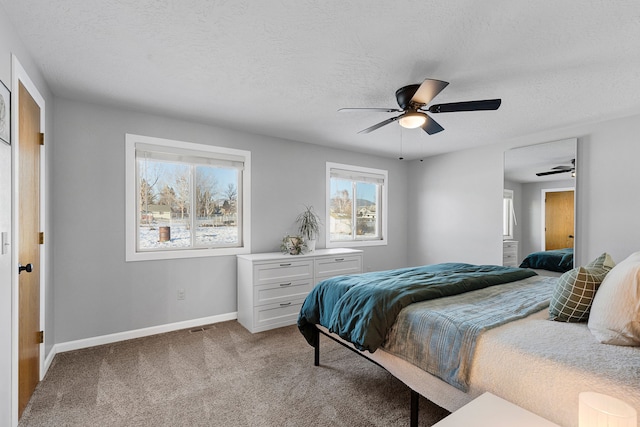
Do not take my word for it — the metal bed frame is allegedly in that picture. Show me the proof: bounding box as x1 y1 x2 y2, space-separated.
311 326 422 427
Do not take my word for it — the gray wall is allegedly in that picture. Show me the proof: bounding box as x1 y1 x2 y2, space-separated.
408 113 640 269
577 115 640 261
52 98 409 343
407 144 504 266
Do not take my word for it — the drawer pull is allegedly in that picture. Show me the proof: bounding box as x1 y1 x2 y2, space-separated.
279 263 292 267
334 258 344 261
279 282 292 287
280 302 292 307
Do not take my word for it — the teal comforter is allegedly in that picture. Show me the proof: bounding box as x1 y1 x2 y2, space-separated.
519 248 574 273
297 263 537 352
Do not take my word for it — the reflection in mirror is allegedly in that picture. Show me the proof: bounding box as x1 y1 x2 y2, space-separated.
503 138 577 275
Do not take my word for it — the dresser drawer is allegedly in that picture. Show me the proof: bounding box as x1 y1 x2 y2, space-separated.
503 253 518 267
252 299 305 332
503 241 518 267
315 255 362 281
253 279 313 306
253 260 313 286
503 247 517 257
503 241 518 252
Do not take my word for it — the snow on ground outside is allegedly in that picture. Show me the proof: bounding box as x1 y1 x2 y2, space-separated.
139 223 238 249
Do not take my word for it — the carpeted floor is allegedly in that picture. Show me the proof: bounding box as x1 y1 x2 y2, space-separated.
19 321 450 426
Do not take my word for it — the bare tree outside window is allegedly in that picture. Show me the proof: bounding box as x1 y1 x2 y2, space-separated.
127 134 250 261
223 183 238 214
327 163 387 246
174 170 190 222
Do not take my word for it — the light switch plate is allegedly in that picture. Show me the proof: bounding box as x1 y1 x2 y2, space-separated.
1 231 8 255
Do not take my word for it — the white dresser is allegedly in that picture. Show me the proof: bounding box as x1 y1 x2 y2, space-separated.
237 248 363 333
503 240 519 267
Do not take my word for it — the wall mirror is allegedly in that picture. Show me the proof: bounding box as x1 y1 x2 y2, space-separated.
503 138 577 273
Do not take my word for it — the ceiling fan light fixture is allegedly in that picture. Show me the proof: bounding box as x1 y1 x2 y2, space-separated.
342 78 501 135
399 112 427 129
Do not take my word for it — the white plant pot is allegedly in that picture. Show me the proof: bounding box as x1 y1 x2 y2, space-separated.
306 239 316 253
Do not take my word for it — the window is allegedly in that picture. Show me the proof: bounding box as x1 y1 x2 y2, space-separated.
503 189 516 240
125 134 251 261
326 162 387 247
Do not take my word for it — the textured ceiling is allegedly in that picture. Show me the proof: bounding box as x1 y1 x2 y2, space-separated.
504 138 576 183
2 0 640 159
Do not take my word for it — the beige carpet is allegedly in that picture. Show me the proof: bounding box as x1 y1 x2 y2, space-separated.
19 321 449 426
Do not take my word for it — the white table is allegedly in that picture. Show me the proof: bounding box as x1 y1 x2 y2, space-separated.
433 392 561 427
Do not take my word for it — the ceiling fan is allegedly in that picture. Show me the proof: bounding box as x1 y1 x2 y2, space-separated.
338 78 501 135
535 159 576 177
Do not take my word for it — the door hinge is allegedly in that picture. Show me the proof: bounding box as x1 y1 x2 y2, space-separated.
39 232 44 244
37 331 44 344
39 133 45 145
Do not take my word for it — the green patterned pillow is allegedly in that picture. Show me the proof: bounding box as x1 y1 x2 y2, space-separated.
586 252 616 270
549 253 615 322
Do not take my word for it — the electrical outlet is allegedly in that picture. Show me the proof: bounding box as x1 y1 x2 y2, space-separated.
177 289 185 300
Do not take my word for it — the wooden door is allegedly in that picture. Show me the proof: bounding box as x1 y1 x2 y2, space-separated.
545 190 574 250
18 81 41 418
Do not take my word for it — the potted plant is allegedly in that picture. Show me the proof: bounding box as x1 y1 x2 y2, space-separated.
280 235 305 255
296 205 322 252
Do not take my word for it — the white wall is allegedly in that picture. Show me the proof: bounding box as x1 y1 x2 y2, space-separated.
0 4 54 426
0 120 11 427
51 97 409 343
1 14 18 424
408 113 640 268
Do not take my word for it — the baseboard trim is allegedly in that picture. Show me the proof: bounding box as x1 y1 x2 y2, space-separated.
50 312 238 357
43 345 56 375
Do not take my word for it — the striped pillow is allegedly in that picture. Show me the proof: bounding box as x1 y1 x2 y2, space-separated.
548 253 614 322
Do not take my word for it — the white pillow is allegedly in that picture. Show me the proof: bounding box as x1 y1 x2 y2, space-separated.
588 251 640 346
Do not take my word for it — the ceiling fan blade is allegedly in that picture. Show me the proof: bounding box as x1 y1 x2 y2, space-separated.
428 99 502 113
338 107 403 113
357 116 401 134
421 114 444 135
409 79 450 106
535 169 572 177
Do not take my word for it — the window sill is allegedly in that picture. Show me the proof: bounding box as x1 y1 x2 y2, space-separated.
326 239 387 249
126 246 250 262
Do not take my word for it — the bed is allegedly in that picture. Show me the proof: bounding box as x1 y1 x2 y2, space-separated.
519 247 574 273
297 259 640 427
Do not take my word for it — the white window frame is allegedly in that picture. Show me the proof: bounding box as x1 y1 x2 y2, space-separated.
326 162 388 248
125 133 251 261
503 189 516 240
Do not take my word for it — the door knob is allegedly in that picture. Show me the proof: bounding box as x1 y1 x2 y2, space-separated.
18 263 33 274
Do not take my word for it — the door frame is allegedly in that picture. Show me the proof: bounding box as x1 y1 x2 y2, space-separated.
540 187 575 252
11 55 47 425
